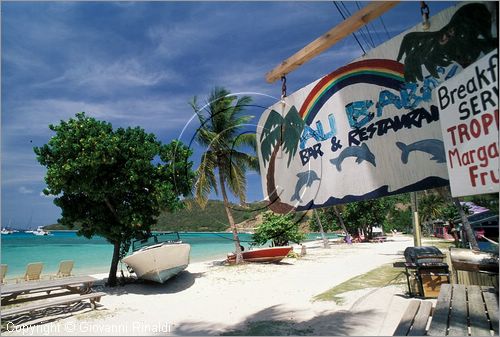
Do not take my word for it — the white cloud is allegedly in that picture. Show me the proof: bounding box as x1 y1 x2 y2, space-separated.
19 186 34 194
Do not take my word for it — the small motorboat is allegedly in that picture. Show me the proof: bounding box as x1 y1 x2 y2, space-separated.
226 246 293 264
122 232 190 283
32 226 50 236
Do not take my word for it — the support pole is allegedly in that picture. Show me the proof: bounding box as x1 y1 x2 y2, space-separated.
411 192 422 247
314 210 330 249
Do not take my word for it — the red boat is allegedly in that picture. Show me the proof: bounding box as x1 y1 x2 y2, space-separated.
226 246 293 264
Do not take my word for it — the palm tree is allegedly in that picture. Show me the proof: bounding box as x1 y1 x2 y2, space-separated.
418 193 444 225
191 87 259 264
260 105 304 213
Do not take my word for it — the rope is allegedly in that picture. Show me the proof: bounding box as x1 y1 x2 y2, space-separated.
333 1 366 55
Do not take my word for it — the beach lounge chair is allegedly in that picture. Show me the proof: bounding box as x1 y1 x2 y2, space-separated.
55 260 74 278
20 262 43 282
1 264 7 283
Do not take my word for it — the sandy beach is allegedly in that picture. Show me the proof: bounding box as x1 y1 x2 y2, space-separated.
3 236 422 336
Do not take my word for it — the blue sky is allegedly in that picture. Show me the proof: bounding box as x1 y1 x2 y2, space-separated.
1 1 456 228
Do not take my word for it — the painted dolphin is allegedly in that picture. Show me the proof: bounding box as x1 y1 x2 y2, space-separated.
291 170 320 202
329 143 376 172
396 139 446 164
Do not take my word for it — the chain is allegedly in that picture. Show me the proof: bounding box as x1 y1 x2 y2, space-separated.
420 1 430 30
281 75 287 100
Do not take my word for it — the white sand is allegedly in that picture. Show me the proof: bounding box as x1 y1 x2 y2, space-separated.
3 236 421 336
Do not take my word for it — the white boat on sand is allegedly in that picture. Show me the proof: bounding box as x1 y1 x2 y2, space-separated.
122 232 190 283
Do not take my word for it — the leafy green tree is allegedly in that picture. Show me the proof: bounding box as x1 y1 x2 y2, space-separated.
191 87 259 264
34 113 194 286
342 199 389 238
252 212 305 247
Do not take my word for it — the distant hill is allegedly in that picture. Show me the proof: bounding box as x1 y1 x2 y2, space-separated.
156 200 267 232
46 200 268 232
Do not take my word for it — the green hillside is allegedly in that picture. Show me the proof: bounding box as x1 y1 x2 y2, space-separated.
46 200 267 232
155 200 267 231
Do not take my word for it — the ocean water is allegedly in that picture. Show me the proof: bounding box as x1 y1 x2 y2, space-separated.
1 231 338 278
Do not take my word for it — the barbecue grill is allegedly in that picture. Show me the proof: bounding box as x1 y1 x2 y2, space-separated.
403 246 450 298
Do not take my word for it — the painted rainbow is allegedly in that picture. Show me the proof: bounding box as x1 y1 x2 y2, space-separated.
299 59 405 125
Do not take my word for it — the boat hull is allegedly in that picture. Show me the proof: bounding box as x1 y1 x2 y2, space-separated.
123 243 190 283
227 246 293 264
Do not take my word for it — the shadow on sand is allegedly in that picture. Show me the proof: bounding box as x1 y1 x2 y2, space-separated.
171 304 379 336
103 270 204 296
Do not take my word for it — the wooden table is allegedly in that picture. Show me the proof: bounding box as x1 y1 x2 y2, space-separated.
427 284 498 336
1 275 96 305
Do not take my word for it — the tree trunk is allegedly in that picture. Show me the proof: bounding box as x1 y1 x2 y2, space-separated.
218 169 243 264
266 143 295 213
333 206 349 235
108 241 121 287
453 198 479 250
314 210 329 248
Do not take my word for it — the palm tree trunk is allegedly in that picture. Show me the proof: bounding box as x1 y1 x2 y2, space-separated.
314 210 329 248
218 169 243 263
266 143 294 213
333 206 349 235
453 198 479 250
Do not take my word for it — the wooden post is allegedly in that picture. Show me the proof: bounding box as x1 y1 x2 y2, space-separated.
314 209 330 248
411 192 422 247
265 1 399 83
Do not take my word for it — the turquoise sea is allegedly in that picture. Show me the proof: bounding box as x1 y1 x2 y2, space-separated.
1 231 338 278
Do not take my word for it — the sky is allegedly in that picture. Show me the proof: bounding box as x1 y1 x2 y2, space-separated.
1 1 457 229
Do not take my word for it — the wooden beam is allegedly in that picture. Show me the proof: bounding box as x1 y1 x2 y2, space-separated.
265 1 399 83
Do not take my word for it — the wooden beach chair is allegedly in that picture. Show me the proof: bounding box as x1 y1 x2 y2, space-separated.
55 260 74 278
20 262 43 282
1 264 7 283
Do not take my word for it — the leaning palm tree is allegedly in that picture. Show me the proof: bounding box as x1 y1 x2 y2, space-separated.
191 87 259 264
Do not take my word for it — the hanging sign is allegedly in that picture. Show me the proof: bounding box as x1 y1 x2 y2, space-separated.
437 49 499 197
257 2 498 213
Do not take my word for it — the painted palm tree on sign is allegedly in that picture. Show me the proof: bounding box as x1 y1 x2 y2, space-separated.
191 87 259 264
260 105 305 213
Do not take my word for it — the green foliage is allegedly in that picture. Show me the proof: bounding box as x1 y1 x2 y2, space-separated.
418 193 446 224
34 112 194 285
342 198 389 237
252 212 305 247
308 208 340 232
385 207 412 232
191 87 258 208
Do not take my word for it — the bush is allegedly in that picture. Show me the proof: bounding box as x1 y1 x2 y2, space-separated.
252 212 305 247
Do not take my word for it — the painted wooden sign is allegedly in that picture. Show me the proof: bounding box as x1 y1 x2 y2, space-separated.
257 2 498 213
437 49 499 197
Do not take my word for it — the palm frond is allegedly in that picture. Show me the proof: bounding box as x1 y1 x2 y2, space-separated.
232 133 257 152
225 159 247 205
194 151 218 208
